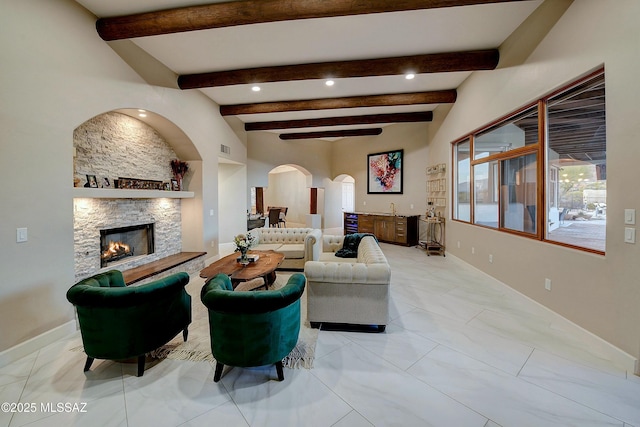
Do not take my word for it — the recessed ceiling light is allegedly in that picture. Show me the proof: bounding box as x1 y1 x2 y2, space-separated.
252 86 261 92
325 80 335 87
405 73 416 80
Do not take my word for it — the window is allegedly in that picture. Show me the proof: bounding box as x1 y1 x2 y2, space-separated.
453 139 471 221
452 69 606 253
546 72 606 252
470 105 540 236
474 160 499 228
501 153 537 234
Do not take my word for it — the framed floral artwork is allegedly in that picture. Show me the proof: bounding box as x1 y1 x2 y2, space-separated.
367 149 403 194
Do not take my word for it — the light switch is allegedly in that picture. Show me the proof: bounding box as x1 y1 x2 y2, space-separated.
17 228 28 243
624 227 636 244
625 209 636 225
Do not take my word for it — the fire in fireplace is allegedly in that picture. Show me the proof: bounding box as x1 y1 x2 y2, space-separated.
100 223 155 268
102 241 133 264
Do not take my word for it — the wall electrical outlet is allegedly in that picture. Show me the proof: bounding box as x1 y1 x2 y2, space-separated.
457 241 460 248
545 278 552 291
16 228 28 243
471 247 475 255
489 254 493 263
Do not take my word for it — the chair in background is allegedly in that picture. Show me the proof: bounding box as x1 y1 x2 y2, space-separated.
200 273 306 382
279 207 288 227
66 270 191 376
268 208 280 227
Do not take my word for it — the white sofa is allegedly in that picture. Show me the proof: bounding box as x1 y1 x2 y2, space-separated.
304 235 391 331
247 227 322 270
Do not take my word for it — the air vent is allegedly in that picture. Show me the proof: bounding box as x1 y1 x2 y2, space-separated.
220 144 231 155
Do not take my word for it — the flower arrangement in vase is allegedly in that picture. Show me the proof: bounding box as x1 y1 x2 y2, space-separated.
234 233 256 265
170 159 189 191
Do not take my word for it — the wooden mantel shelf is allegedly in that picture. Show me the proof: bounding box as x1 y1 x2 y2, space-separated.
73 188 194 199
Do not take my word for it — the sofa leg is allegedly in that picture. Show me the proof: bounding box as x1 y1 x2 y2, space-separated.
377 325 386 332
213 362 224 382
275 361 284 381
83 357 94 372
310 322 321 329
137 355 145 377
183 327 188 342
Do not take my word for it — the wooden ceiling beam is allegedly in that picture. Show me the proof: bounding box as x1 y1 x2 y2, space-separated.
279 128 383 140
220 90 456 116
178 50 498 89
96 0 522 41
245 112 432 131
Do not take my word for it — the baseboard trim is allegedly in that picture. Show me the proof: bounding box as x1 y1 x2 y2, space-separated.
0 321 77 368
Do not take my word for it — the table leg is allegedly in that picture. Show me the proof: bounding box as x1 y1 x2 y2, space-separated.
264 271 277 286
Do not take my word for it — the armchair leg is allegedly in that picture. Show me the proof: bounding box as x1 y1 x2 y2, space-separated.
183 327 188 342
213 362 224 382
137 355 145 377
83 357 94 372
275 361 284 381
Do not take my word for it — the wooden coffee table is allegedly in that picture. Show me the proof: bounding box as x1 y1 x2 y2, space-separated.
199 250 285 290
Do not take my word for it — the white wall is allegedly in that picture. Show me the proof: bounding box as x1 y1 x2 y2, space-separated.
0 0 244 352
247 123 431 232
428 0 640 362
265 170 309 225
247 131 332 189
218 162 248 244
323 178 344 230
332 123 430 217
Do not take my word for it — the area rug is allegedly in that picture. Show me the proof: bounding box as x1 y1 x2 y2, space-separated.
72 272 318 369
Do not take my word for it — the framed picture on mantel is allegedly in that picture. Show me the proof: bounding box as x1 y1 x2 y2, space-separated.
367 149 403 194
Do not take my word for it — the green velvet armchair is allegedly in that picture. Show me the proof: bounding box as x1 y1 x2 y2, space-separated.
200 273 305 382
66 270 191 376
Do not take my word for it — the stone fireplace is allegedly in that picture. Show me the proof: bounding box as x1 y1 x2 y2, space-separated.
100 223 155 268
72 111 204 283
74 198 181 282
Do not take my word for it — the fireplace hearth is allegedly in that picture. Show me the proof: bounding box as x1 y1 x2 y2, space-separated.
100 223 155 268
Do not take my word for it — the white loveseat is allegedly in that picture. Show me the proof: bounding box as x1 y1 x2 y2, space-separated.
247 227 322 270
304 234 390 331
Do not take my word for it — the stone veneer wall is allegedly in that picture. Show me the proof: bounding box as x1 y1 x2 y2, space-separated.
74 198 182 282
73 112 193 282
74 112 177 187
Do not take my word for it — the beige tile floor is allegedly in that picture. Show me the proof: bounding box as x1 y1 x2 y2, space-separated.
1 243 639 427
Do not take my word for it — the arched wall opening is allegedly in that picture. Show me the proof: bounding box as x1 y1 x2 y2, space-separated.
262 164 313 228
72 109 205 281
322 174 356 233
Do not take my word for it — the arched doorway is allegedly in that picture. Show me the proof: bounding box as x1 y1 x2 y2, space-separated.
329 174 356 233
263 164 312 228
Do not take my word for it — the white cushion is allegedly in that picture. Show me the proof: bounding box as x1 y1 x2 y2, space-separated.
276 243 305 259
253 243 283 252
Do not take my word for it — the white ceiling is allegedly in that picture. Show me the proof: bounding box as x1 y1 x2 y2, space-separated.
74 0 543 139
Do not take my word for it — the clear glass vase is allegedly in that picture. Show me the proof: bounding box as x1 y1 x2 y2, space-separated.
238 249 249 266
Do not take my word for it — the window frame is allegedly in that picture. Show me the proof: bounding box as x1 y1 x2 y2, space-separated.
451 68 605 255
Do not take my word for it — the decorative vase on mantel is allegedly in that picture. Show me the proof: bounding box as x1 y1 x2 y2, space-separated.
170 159 189 191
